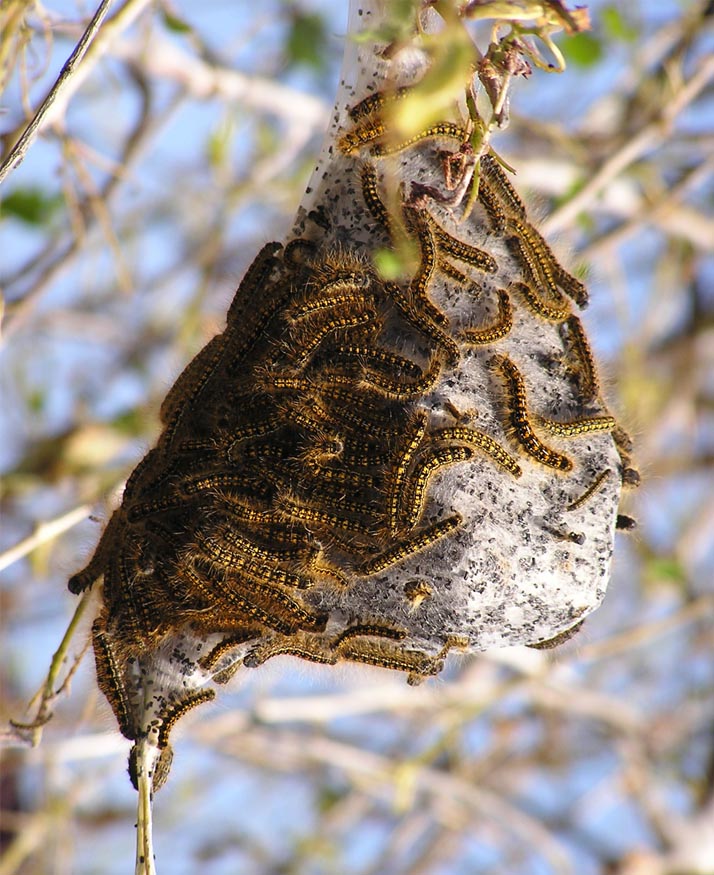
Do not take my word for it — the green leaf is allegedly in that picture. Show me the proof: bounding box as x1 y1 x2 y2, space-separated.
0 187 63 226
285 11 327 72
602 6 638 42
112 408 148 436
162 10 193 35
207 118 235 170
373 248 405 281
27 388 45 414
645 557 687 587
565 33 603 67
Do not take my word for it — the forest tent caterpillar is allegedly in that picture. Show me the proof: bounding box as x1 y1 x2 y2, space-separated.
338 118 387 154
562 315 600 401
422 212 498 274
438 258 469 284
536 413 616 437
322 344 422 380
463 287 513 345
477 178 508 233
331 623 407 650
199 629 263 671
479 154 527 217
396 446 473 533
156 690 216 750
403 579 433 610
387 410 429 533
511 280 571 323
364 355 442 401
290 289 369 319
348 86 412 121
359 513 462 576
287 301 376 366
493 355 573 472
225 241 283 325
429 426 522 477
371 122 468 157
92 618 135 739
405 209 448 327
178 562 299 635
361 162 392 231
566 469 612 511
337 640 444 685
276 493 376 537
243 634 338 669
383 281 460 366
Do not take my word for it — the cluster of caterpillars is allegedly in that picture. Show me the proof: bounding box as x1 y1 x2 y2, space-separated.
71 83 637 752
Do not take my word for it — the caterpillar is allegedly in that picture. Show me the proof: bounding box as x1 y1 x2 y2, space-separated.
492 355 573 472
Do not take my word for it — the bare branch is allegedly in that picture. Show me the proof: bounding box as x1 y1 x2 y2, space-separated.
542 55 714 234
0 504 93 573
0 0 118 185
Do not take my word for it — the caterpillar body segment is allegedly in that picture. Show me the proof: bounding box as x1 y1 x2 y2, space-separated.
199 629 263 672
360 514 463 576
422 212 498 274
479 153 527 219
347 86 412 121
92 618 135 740
243 634 339 669
462 287 513 345
492 355 574 472
536 414 617 437
387 410 430 534
510 279 571 323
429 427 522 477
156 690 216 750
396 446 473 534
566 469 612 512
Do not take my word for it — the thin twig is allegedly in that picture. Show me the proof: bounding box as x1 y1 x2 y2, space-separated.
0 503 93 572
2 76 177 344
8 591 93 746
0 0 154 183
110 32 329 127
211 726 574 875
574 595 714 663
0 0 116 186
542 55 714 234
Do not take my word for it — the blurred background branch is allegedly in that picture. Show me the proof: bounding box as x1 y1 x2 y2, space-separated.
1 2 713 873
